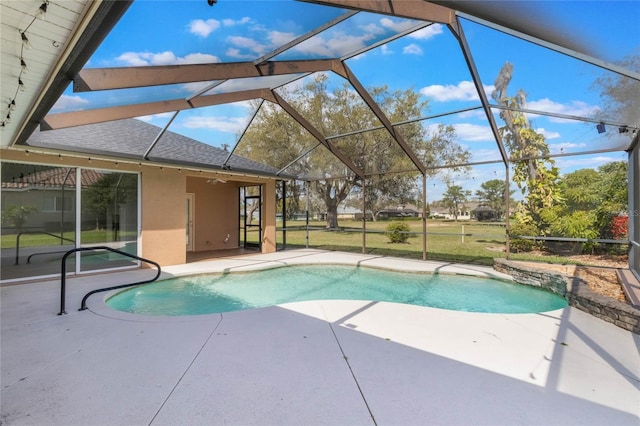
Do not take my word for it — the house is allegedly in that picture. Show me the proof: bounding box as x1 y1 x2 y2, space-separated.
1 119 280 282
375 204 420 220
472 205 498 221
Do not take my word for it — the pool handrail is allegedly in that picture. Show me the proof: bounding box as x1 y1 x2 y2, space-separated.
58 246 161 315
15 231 75 265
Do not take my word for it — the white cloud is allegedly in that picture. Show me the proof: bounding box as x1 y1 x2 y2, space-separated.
222 17 251 26
268 30 297 46
408 24 443 40
116 52 151 66
361 22 386 37
51 95 89 112
182 116 249 133
420 81 494 102
453 123 494 142
527 98 600 123
115 51 219 66
294 32 369 57
403 43 423 55
380 17 416 33
226 48 255 60
380 44 392 55
535 127 561 139
228 35 268 54
293 20 392 57
467 148 505 163
189 19 220 37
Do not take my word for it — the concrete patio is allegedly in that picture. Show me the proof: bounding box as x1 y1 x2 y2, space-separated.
1 249 639 425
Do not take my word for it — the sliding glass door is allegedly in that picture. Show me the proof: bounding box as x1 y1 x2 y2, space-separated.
79 170 139 272
1 161 139 282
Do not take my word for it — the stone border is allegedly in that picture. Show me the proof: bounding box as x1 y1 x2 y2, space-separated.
494 258 640 334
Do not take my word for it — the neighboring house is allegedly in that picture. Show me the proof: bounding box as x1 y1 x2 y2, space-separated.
429 201 484 220
337 206 368 220
1 119 280 282
472 205 497 221
376 204 420 219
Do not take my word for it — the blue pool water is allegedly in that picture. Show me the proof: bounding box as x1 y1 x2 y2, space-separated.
106 264 567 316
107 265 567 316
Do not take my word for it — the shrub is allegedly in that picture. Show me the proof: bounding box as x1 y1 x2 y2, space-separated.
509 221 539 252
385 221 411 243
610 215 629 239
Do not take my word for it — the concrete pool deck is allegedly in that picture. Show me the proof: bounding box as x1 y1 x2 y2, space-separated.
1 249 639 425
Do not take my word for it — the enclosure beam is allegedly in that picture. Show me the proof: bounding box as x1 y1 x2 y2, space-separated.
362 177 367 255
422 173 427 261
342 62 427 174
504 164 511 259
270 91 365 179
74 59 347 92
282 180 287 250
454 11 640 83
451 16 509 166
42 89 276 130
143 111 179 160
303 0 457 26
224 100 265 167
255 10 358 64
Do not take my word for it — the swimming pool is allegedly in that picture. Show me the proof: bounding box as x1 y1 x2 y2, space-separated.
106 264 567 316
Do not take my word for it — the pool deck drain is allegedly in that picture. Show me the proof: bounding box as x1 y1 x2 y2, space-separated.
2 249 639 425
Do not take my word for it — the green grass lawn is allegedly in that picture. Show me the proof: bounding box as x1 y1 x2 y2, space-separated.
6 220 625 268
1 230 137 249
275 219 623 266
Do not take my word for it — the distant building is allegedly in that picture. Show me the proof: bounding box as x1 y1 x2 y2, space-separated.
472 205 497 221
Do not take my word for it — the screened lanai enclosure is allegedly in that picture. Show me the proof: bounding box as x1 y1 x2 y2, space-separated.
1 1 639 280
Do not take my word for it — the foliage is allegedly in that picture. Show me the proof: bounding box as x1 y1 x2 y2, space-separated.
385 221 411 243
509 221 539 252
475 179 514 220
547 161 629 246
610 215 629 240
82 173 137 230
441 184 471 221
492 62 562 234
592 55 640 125
237 74 470 229
1 205 38 231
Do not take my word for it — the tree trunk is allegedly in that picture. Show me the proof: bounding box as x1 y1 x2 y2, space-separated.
326 201 339 229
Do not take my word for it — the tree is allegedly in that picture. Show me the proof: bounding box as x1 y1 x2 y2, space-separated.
492 62 562 233
592 55 640 126
442 184 471 221
238 74 470 229
1 205 38 232
83 173 136 231
560 168 600 211
475 179 514 220
539 162 629 253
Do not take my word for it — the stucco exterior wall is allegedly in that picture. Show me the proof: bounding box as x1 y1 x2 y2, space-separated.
2 149 278 275
141 168 186 266
186 177 239 251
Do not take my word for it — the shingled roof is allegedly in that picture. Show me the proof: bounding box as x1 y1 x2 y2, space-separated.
26 119 280 177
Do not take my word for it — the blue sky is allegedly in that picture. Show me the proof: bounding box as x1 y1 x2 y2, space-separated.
52 0 639 199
